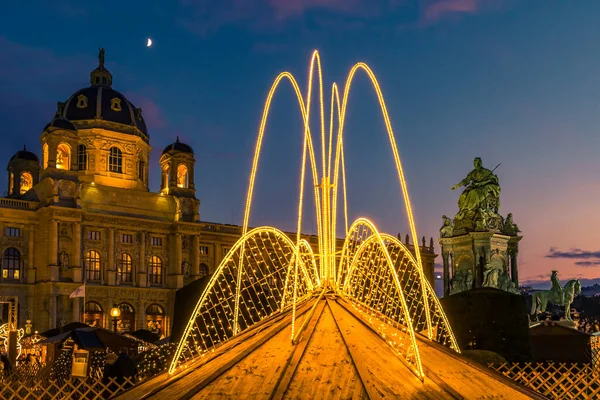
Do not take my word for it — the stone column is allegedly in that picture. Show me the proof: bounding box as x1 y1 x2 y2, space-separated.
27 227 35 284
191 235 200 276
73 222 82 283
49 295 57 329
49 220 59 281
72 297 80 323
138 231 146 287
50 220 59 265
169 233 183 288
474 249 481 289
107 228 115 285
511 250 519 286
442 251 450 297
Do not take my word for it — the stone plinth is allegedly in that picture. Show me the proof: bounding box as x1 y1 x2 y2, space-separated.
439 231 522 297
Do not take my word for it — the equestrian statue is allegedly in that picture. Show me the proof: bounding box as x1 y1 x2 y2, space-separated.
530 271 581 321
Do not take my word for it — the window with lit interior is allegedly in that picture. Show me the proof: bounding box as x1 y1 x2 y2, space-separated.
2 247 20 281
149 255 163 285
19 172 32 194
176 164 188 188
85 250 101 281
108 147 122 173
56 143 71 170
118 253 133 283
77 144 87 171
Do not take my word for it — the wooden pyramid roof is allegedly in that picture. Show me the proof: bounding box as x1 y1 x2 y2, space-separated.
118 295 543 399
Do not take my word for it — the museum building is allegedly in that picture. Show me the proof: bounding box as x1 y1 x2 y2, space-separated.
0 50 437 336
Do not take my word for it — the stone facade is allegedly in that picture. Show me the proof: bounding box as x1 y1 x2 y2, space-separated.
0 50 437 337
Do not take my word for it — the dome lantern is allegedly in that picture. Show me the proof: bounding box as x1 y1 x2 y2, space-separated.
90 48 113 88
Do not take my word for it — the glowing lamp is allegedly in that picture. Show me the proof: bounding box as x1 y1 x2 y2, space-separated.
110 307 121 318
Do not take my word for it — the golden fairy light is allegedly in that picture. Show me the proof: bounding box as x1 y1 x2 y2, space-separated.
169 50 459 379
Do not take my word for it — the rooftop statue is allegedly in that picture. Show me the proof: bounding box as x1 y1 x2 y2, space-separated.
530 271 581 321
451 157 501 217
450 157 503 232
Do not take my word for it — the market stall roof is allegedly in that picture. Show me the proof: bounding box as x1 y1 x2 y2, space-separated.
40 322 89 338
39 327 137 351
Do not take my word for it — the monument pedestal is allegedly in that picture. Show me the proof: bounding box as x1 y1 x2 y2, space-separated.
439 231 521 297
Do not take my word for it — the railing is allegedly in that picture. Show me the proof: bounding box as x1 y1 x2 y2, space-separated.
200 223 241 234
488 362 600 399
0 198 35 210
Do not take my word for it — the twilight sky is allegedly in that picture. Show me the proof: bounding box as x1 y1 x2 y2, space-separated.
0 0 599 287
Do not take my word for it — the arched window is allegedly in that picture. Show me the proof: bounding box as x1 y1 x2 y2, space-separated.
108 147 122 173
149 256 163 285
56 143 70 170
145 304 165 336
19 172 32 195
77 144 88 171
176 164 188 188
2 248 20 281
116 303 135 333
42 143 49 169
118 253 132 283
161 165 169 192
83 301 103 328
85 250 101 281
199 263 209 277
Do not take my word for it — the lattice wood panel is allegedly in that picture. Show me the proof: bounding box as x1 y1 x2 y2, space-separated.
0 375 135 400
488 362 600 400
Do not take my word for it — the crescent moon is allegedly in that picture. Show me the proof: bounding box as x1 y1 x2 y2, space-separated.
147 38 152 47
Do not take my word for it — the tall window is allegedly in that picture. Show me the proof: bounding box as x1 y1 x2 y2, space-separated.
118 253 133 283
145 304 165 336
2 248 20 281
56 143 70 170
77 144 88 171
5 227 20 237
199 263 209 277
85 250 101 281
83 301 103 328
161 165 169 192
8 173 13 195
176 164 188 188
149 256 163 285
108 147 122 173
42 143 49 168
138 160 145 181
19 172 32 194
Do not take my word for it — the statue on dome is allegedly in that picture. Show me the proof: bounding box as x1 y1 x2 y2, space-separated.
98 48 105 68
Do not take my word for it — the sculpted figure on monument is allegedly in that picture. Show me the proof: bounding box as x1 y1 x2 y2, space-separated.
503 213 520 235
450 268 473 295
531 271 581 321
451 157 501 229
440 215 453 238
482 262 503 288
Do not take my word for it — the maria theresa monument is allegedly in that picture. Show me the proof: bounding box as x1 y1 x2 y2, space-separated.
439 157 522 296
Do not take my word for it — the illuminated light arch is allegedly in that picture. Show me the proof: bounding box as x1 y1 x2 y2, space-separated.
169 227 316 373
170 50 459 378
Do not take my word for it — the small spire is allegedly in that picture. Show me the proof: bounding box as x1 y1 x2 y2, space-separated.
176 136 180 143
23 145 27 151
98 47 105 68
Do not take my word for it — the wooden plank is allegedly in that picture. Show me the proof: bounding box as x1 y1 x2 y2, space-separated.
283 301 368 399
327 299 445 399
270 299 327 400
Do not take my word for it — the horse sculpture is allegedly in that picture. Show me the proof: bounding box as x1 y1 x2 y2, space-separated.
530 278 581 321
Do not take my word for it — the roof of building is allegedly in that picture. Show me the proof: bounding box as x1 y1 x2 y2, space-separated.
117 296 543 399
162 136 194 155
9 145 39 163
50 49 149 142
44 117 77 131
